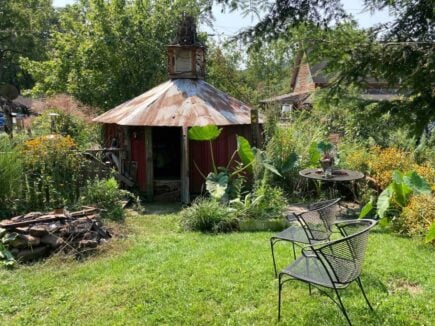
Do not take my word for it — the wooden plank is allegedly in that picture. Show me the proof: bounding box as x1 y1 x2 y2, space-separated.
114 173 134 187
145 127 154 199
181 126 190 204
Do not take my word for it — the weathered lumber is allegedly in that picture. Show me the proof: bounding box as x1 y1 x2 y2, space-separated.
0 207 110 262
40 233 64 248
14 246 49 262
2 233 40 249
0 215 66 229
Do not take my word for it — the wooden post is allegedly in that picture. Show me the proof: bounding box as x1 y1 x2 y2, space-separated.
181 126 190 204
145 127 153 200
251 108 261 148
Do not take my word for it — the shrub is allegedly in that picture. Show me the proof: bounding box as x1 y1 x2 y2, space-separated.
340 145 372 175
80 177 132 221
31 109 100 150
235 185 287 221
395 195 435 238
180 198 239 233
369 146 415 189
266 117 324 194
19 135 85 211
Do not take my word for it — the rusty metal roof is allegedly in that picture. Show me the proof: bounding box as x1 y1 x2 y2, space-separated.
93 79 255 127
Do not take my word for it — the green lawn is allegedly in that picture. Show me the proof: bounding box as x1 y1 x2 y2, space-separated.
1 204 434 325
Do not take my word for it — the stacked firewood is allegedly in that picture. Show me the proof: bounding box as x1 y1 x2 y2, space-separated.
0 207 111 262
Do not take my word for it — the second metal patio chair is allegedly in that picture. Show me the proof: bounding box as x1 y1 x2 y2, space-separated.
277 219 377 325
270 198 341 277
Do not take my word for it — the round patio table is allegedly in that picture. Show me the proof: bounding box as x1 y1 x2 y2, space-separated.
299 168 364 202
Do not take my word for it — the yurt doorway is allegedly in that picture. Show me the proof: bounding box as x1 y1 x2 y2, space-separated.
152 127 182 200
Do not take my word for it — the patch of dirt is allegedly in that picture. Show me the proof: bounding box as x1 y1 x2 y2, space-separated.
389 278 423 296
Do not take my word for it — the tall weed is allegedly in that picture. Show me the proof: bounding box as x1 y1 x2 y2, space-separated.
0 136 22 218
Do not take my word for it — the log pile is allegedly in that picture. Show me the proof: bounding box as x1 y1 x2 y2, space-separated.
0 207 111 262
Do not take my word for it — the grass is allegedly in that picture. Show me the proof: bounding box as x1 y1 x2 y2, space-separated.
1 203 434 325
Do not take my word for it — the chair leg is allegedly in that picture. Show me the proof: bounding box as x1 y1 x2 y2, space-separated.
278 273 283 321
333 287 352 326
309 283 312 295
292 242 296 260
270 238 278 278
356 277 374 311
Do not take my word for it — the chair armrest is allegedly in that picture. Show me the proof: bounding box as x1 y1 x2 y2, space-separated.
286 212 299 223
300 240 331 256
331 219 362 227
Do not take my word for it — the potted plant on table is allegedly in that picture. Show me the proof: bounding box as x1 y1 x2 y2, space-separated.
317 141 335 177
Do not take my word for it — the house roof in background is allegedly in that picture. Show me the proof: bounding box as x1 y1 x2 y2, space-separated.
260 91 313 104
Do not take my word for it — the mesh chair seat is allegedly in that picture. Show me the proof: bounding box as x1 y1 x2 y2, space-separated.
282 255 348 289
272 224 329 244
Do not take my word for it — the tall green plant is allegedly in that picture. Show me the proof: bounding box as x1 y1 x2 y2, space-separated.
0 136 22 218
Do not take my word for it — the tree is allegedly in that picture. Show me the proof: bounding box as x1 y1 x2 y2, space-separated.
22 0 209 110
214 0 434 139
0 0 55 91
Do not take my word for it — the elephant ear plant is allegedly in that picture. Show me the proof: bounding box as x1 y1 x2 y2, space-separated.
188 125 280 203
359 170 432 226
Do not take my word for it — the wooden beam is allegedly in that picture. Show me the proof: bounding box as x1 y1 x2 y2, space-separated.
145 127 154 200
181 126 190 204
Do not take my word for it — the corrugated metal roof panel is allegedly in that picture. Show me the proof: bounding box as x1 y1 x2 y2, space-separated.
93 79 255 127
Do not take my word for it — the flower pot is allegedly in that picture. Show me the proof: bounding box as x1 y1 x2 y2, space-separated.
319 158 334 172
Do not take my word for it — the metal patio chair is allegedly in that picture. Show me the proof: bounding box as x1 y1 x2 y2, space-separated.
270 198 341 277
277 219 377 325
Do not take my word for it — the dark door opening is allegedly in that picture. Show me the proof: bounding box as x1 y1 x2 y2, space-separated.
152 127 181 180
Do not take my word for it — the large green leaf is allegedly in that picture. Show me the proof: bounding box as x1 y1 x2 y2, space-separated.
377 184 393 219
263 162 282 177
188 125 222 141
392 181 412 207
206 172 228 200
403 171 431 194
309 142 321 166
236 135 255 167
359 198 374 218
317 141 333 154
391 170 404 184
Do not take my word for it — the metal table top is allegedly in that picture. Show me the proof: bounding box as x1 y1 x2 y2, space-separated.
299 168 364 182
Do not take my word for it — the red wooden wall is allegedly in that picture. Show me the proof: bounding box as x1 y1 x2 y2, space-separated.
130 127 146 191
104 124 254 197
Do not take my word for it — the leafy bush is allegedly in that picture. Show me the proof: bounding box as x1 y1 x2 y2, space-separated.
232 185 287 221
395 195 435 240
80 178 132 221
180 198 239 233
31 108 100 150
266 118 324 195
340 145 372 175
368 146 415 189
19 135 85 211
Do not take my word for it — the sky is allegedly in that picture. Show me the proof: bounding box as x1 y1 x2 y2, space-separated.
52 0 393 40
